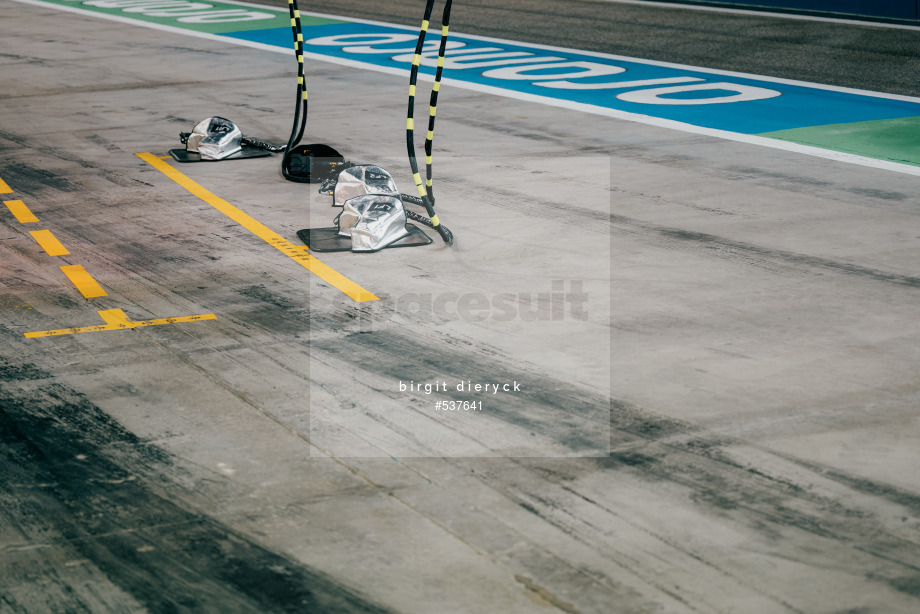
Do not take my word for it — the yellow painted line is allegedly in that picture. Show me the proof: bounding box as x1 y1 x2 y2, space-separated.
24 308 217 338
136 152 378 303
4 199 39 223
30 229 70 256
0 176 11 194
60 264 107 298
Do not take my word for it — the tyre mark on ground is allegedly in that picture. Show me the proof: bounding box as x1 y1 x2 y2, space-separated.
470 180 920 288
465 422 920 611
0 362 393 614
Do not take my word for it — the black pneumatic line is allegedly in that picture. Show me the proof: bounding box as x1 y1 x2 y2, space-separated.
407 0 453 245
282 0 308 179
424 0 452 205
404 205 452 234
400 195 454 239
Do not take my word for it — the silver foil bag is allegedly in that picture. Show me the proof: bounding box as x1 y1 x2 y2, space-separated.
187 117 242 160
339 194 410 252
333 165 399 208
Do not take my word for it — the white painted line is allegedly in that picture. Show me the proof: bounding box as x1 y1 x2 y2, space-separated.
218 1 920 104
209 0 920 32
11 0 249 42
597 0 920 31
13 0 920 177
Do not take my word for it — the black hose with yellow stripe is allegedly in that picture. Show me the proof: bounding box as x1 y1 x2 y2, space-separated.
282 0 309 181
425 0 452 204
406 0 454 245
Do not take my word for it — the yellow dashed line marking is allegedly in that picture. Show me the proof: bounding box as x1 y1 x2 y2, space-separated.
0 175 215 339
60 264 108 299
2 181 107 299
24 308 217 338
30 229 70 256
136 152 379 303
4 200 38 223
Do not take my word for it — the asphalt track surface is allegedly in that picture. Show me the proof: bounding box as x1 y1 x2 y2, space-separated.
250 0 920 96
2 1 920 613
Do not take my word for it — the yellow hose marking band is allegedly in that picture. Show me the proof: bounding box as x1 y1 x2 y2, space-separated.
426 156 433 164
298 55 303 63
4 199 38 223
407 118 415 130
409 84 416 96
302 91 308 100
442 25 449 35
421 20 429 31
290 18 295 26
298 76 303 84
294 10 300 17
297 34 303 42
60 264 107 299
24 309 218 339
426 179 433 186
136 153 379 303
437 56 445 68
429 106 437 116
433 81 441 92
430 214 440 226
413 172 423 185
412 54 421 66
30 229 70 256
427 130 434 140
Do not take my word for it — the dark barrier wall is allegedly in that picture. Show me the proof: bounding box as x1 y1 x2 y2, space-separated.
664 1 919 20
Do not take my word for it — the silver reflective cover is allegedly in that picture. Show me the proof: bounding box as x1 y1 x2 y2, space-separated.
187 117 242 160
339 194 410 252
333 165 399 208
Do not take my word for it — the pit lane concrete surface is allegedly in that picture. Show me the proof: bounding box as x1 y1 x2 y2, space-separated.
2 1 920 613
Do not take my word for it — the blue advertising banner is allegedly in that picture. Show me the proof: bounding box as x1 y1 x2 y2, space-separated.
18 0 920 174
226 20 920 136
